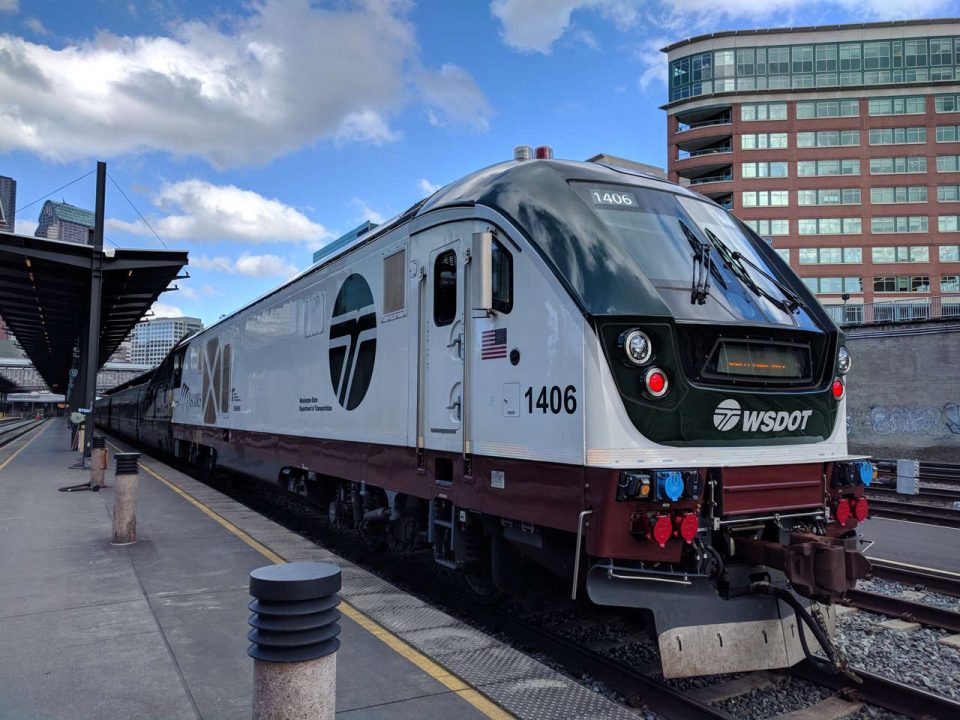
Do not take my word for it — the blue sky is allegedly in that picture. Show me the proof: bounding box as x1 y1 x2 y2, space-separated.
0 0 950 325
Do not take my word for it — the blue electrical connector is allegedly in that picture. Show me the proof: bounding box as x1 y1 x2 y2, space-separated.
655 470 684 501
858 461 873 486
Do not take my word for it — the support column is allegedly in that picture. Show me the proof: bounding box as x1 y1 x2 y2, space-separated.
111 452 139 545
81 161 106 457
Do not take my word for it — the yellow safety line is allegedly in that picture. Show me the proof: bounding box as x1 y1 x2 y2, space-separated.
106 441 515 720
0 420 51 473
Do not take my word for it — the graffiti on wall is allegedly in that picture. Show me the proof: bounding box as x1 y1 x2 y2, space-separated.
848 402 960 440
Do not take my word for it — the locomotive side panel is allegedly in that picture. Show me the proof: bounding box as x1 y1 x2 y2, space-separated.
173 230 412 482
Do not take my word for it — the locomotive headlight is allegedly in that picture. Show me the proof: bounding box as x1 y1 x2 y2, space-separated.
621 329 652 365
837 345 851 375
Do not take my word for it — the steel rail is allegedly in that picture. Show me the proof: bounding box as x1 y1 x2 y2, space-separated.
868 485 960 504
865 500 960 529
869 560 960 599
791 659 960 720
0 419 45 449
844 589 960 633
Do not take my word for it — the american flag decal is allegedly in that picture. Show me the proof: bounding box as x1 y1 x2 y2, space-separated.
481 328 508 359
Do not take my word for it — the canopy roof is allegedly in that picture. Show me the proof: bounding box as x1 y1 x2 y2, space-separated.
0 231 188 391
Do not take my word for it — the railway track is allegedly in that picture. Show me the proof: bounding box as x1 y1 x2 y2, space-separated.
0 418 46 448
864 497 960 529
844 588 960 633
100 435 960 719
869 559 960 599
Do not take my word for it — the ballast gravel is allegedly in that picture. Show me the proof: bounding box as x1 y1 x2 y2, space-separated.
834 610 960 699
856 576 960 611
712 675 831 719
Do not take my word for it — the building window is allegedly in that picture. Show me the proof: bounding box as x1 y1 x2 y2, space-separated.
936 94 960 113
741 190 789 207
870 186 927 204
797 130 859 147
904 39 928 68
940 245 960 261
775 248 790 262
797 217 861 234
938 155 960 172
871 216 929 233
942 275 960 292
802 276 862 294
930 38 954 66
868 96 925 115
937 125 960 143
796 98 859 118
869 127 927 145
939 215 960 232
799 247 862 264
741 133 788 150
938 186 960 202
740 161 788 178
871 246 929 263
743 219 790 236
798 188 860 206
798 159 860 176
873 275 931 293
740 102 787 121
870 156 927 174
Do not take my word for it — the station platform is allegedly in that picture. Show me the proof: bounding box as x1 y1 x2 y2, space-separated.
0 421 636 720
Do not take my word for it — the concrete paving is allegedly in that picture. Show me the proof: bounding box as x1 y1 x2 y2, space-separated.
863 516 960 574
0 422 490 720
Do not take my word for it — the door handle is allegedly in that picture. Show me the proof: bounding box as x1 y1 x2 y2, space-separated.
446 398 461 421
446 334 462 356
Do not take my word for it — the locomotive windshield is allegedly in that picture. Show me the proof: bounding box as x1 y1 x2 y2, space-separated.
572 182 815 328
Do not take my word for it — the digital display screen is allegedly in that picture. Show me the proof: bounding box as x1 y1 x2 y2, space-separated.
586 187 639 209
713 342 808 379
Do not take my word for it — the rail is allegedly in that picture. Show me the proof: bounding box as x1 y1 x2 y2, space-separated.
868 560 960 598
844 588 960 633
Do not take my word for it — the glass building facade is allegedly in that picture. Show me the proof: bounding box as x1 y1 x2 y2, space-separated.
129 316 203 367
663 20 960 317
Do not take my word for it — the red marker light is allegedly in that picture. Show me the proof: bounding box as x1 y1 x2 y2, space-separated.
645 368 668 397
534 145 554 159
678 513 699 544
835 498 851 525
854 497 869 522
832 378 845 399
652 515 673 547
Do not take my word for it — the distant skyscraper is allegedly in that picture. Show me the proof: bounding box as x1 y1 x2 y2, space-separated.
129 316 203 367
35 200 95 244
0 175 15 233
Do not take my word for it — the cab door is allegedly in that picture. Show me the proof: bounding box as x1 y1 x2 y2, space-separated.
423 238 464 453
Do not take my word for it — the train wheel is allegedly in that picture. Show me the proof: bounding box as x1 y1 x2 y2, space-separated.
464 571 502 604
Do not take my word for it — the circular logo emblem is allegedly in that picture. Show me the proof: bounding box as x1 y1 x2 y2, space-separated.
328 274 377 410
713 399 742 432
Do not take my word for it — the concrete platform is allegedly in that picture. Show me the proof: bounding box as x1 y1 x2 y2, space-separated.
0 421 636 720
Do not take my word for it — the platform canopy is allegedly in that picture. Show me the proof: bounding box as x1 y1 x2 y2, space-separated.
0 231 188 393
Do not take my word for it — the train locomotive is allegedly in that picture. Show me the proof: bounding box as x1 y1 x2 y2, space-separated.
99 149 873 678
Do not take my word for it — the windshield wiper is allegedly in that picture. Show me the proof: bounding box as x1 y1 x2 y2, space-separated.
679 220 725 305
702 227 803 314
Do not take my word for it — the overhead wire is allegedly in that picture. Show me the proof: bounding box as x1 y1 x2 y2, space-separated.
107 172 169 249
14 169 96 215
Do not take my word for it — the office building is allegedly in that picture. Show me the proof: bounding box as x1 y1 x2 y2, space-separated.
663 20 960 321
129 316 203 367
35 200 95 244
0 175 15 233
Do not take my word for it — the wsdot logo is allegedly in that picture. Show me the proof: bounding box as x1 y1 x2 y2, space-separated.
713 399 813 433
713 399 742 432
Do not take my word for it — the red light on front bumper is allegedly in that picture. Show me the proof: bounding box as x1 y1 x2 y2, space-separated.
835 498 851 525
678 513 699 543
832 378 845 399
652 515 672 547
854 497 869 522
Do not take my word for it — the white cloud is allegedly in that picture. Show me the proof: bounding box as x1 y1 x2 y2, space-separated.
179 286 199 301
150 302 185 318
351 198 386 225
15 218 36 235
492 0 953 56
417 64 492 131
0 1 18 12
191 253 299 278
0 0 490 168
418 178 440 195
23 17 50 36
107 179 331 247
